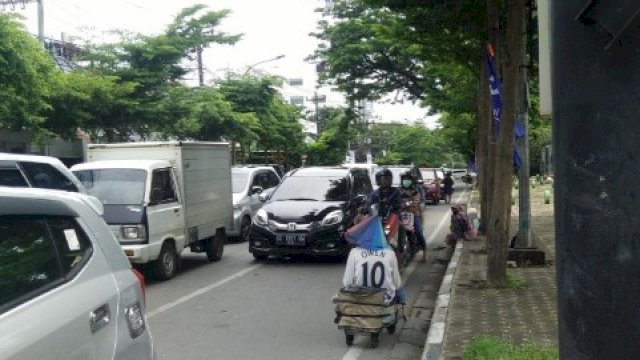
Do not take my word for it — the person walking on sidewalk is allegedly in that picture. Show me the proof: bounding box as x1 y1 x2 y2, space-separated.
443 171 454 204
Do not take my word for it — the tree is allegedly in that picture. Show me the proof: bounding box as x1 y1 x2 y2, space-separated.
76 5 242 139
0 14 58 136
44 71 138 141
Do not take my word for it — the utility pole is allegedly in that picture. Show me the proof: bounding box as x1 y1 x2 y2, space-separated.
553 1 640 358
515 2 533 248
37 0 43 43
197 45 204 86
307 92 326 132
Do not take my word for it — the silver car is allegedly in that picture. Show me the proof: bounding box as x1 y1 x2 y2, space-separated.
0 188 154 359
229 166 281 241
0 153 86 192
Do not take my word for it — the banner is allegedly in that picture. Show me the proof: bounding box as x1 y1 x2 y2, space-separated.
486 43 503 135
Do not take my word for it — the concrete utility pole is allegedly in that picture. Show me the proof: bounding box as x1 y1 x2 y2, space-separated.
515 2 532 248
197 46 204 86
552 1 640 358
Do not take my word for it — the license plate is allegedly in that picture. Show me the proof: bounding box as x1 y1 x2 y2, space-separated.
277 234 306 246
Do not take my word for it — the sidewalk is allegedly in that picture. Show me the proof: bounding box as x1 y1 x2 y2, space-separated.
440 184 558 359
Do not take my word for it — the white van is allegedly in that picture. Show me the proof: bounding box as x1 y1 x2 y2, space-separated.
72 142 232 280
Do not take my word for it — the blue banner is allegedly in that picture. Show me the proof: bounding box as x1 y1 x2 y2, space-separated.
486 45 503 136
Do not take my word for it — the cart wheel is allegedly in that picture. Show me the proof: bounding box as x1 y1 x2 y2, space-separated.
345 333 354 346
370 333 380 348
387 324 397 334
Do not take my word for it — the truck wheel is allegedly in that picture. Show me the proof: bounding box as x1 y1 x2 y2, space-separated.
240 216 252 242
207 229 225 262
153 242 178 280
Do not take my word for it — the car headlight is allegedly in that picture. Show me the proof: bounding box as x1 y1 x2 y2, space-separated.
122 225 146 240
254 208 268 227
321 210 344 227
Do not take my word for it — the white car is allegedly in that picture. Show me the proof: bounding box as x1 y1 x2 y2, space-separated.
0 153 85 192
229 166 281 241
0 188 154 360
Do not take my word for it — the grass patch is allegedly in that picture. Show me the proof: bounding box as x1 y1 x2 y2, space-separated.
463 337 559 360
504 272 524 290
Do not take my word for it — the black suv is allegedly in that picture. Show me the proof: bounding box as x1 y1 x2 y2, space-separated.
249 167 373 260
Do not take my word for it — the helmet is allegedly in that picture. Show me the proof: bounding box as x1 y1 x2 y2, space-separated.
375 167 393 188
399 169 415 189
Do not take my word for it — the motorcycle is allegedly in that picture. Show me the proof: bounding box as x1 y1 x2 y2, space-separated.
374 200 417 269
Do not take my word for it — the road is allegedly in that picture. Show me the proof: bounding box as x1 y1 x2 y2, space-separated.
146 188 470 360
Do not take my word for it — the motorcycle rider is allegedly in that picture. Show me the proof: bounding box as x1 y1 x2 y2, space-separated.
399 170 428 262
365 167 402 216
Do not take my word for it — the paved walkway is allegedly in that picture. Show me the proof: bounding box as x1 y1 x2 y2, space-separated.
441 185 558 359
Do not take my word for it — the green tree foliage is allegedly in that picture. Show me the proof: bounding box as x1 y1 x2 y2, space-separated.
306 107 351 165
370 124 456 166
0 14 58 134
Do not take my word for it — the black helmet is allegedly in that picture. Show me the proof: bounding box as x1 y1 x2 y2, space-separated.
399 169 415 189
375 167 393 188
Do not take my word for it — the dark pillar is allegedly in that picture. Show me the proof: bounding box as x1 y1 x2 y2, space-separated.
552 1 640 359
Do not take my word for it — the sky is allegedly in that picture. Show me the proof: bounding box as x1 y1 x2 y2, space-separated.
12 0 439 127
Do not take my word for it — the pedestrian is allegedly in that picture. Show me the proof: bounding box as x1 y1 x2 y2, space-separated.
443 171 454 204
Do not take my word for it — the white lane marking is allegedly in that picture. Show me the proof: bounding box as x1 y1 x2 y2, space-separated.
341 347 364 360
339 190 470 360
147 264 262 319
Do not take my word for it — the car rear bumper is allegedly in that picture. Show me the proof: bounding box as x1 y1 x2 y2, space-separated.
248 225 350 257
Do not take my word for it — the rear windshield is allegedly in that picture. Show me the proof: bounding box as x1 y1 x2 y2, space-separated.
74 169 147 205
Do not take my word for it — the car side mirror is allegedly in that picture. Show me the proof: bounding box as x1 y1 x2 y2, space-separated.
251 185 263 195
149 188 164 205
258 192 269 202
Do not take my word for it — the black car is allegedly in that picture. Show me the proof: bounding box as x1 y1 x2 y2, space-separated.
249 167 372 260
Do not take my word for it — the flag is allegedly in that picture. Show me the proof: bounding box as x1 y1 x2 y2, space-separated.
514 119 525 169
345 215 390 251
486 43 503 136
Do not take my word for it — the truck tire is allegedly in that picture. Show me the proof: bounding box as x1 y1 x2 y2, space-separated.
207 229 225 262
153 242 178 280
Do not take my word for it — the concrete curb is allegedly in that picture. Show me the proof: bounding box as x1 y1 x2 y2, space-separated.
420 240 463 360
421 190 474 360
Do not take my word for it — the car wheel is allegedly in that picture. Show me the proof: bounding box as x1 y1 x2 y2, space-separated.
240 216 252 242
207 230 225 262
153 242 178 280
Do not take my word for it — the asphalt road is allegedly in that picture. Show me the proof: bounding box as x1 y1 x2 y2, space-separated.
146 188 470 360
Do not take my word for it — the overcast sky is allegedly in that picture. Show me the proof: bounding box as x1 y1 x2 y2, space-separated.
13 0 438 127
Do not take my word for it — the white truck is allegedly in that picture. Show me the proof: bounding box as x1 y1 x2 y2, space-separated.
71 141 232 280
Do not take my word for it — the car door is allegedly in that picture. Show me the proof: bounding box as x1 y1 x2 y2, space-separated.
146 168 186 246
0 215 120 360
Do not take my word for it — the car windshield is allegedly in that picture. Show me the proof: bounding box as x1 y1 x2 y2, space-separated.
270 176 347 202
74 169 147 205
422 170 436 180
232 171 249 193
